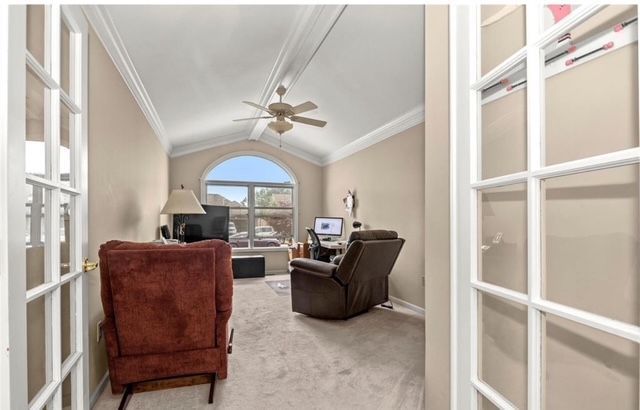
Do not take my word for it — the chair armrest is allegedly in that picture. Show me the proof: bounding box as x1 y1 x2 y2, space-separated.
290 258 338 278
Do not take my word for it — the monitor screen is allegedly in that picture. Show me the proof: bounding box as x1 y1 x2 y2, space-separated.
174 204 230 243
314 217 344 237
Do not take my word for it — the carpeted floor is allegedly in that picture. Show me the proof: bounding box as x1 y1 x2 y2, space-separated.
94 275 425 409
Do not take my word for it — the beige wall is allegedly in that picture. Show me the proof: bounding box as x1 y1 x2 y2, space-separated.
86 27 170 394
322 123 425 308
425 5 450 410
169 140 323 273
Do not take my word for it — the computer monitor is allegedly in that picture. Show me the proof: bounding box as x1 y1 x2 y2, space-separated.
313 217 344 238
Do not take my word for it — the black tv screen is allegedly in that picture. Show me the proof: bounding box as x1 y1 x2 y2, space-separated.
174 205 230 243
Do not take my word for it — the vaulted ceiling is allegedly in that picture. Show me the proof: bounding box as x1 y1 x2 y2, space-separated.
90 5 424 165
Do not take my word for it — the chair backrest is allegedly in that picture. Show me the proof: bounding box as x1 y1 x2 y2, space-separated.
306 227 321 260
335 230 405 285
99 240 233 356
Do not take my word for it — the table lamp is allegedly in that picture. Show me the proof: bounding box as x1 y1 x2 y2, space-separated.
160 185 206 243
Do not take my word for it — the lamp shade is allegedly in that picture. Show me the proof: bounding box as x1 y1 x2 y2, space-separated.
161 189 206 215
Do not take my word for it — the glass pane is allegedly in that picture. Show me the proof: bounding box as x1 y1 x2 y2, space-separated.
254 209 292 247
544 313 639 409
62 370 74 410
478 184 527 293
28 295 51 403
481 5 525 75
27 5 46 68
26 184 48 289
478 292 527 409
60 102 73 186
228 208 249 248
60 193 72 275
207 155 292 183
26 69 48 178
61 19 71 96
545 5 638 165
206 185 247 207
254 186 293 208
481 62 527 179
543 165 639 325
477 394 499 410
61 281 75 365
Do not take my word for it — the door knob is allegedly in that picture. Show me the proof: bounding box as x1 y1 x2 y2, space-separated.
83 258 98 272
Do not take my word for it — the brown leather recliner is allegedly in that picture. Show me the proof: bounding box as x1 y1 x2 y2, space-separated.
98 239 233 406
290 230 405 319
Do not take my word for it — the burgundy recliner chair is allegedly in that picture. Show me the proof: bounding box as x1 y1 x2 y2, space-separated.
98 239 233 408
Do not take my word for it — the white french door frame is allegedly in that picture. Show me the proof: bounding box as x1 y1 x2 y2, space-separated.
0 5 89 409
451 4 640 410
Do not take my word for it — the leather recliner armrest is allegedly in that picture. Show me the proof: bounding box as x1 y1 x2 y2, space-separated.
290 258 338 278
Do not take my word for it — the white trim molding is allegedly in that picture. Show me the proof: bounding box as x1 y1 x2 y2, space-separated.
321 105 425 165
90 371 109 409
389 295 425 316
172 104 425 167
170 132 248 158
82 5 172 154
248 5 346 141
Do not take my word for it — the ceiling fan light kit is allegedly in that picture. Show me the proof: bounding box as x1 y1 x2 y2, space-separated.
267 120 293 134
233 85 327 136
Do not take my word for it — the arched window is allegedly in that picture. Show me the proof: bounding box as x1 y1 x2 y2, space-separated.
202 154 296 249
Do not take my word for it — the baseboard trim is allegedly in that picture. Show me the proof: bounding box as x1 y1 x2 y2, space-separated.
90 371 109 409
389 296 425 316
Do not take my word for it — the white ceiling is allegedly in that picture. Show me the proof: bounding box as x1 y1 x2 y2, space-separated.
103 5 424 164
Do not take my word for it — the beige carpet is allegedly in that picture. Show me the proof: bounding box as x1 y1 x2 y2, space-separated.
94 275 425 409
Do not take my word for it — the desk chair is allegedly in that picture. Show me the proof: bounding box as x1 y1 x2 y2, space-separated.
306 227 331 262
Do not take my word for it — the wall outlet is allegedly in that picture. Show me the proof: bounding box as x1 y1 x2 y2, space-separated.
422 275 425 286
96 319 104 343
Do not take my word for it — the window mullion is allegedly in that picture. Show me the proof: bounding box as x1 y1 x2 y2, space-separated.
248 183 255 249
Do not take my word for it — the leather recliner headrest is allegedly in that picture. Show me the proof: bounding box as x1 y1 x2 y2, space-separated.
348 230 398 243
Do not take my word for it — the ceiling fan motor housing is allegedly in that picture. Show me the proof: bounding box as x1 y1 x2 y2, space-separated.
268 102 293 116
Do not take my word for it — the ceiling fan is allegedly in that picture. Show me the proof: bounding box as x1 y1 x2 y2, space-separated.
233 85 327 135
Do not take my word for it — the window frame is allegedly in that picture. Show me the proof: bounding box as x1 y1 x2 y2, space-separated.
451 4 640 409
200 153 298 251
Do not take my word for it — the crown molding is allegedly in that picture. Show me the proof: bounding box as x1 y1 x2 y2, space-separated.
170 132 248 158
170 105 425 167
259 133 324 166
171 130 323 166
82 5 172 155
320 105 425 166
248 5 346 141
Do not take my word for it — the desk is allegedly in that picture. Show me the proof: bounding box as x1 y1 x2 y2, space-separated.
320 240 348 255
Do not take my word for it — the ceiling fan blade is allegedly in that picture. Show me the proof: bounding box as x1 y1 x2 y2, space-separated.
232 116 273 122
242 101 273 114
290 116 327 128
290 101 317 115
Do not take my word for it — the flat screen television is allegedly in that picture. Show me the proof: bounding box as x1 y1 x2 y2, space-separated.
173 204 230 243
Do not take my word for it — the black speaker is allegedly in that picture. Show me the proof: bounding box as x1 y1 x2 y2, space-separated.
232 255 265 279
160 225 171 239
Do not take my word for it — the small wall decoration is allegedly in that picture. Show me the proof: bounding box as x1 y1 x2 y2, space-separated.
343 190 355 217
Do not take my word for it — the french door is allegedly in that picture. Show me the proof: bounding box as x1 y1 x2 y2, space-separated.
0 4 89 409
452 4 640 409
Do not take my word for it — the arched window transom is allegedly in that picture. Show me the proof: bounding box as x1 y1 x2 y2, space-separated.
203 155 296 249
